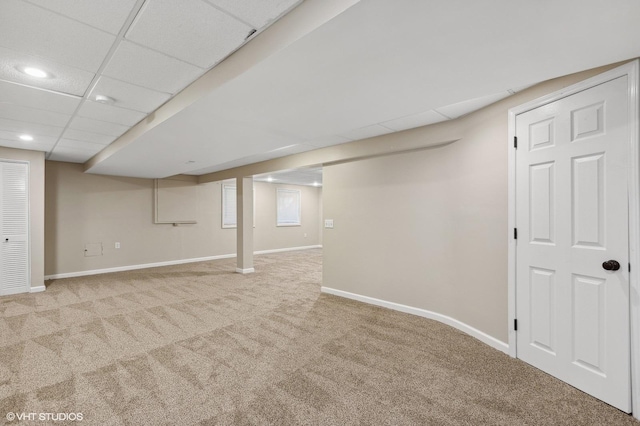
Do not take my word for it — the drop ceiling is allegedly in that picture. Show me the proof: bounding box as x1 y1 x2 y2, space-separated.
254 167 322 187
0 0 303 163
1 0 640 178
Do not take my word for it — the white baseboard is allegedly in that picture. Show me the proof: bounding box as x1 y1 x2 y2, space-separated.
236 267 255 274
321 287 509 354
254 245 322 255
30 285 46 293
44 245 323 281
44 253 236 280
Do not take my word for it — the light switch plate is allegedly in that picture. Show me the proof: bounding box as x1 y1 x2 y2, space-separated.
324 219 334 229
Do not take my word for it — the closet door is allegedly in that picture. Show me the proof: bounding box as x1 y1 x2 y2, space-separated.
0 161 30 296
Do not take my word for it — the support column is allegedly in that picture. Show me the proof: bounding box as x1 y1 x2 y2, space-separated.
236 176 254 274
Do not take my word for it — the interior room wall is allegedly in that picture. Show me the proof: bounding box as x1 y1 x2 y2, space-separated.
0 147 45 291
321 63 623 344
252 181 321 251
45 162 321 276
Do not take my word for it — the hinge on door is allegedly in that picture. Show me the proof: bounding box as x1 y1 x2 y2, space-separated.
514 319 518 331
629 263 631 272
514 228 518 239
514 136 518 149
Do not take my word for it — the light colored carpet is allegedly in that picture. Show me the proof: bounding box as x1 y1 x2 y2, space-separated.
0 249 637 425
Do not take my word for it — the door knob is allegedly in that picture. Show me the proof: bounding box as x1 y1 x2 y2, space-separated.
602 260 621 271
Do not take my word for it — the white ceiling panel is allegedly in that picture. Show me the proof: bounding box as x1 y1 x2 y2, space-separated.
0 137 54 152
252 143 316 161
0 130 58 147
126 0 251 68
77 101 146 126
0 117 64 138
340 124 395 141
206 0 301 28
48 146 98 163
25 0 138 35
382 110 449 132
305 135 353 148
0 46 95 96
69 116 129 137
57 138 107 152
103 41 204 94
0 80 80 114
0 103 71 127
185 156 262 176
90 76 171 113
62 128 116 145
0 0 116 72
254 167 323 186
435 92 513 119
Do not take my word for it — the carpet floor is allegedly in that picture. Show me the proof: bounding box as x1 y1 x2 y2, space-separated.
0 249 637 425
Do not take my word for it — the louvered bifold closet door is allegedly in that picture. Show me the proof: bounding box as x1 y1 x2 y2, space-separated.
0 161 29 296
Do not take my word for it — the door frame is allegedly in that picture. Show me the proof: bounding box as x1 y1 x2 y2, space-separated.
507 59 640 416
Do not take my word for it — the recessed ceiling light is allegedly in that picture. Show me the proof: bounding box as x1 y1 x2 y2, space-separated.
19 134 34 141
312 182 320 187
95 95 115 105
266 177 274 182
22 67 48 78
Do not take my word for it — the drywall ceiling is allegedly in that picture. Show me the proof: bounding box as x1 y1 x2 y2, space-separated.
2 0 640 178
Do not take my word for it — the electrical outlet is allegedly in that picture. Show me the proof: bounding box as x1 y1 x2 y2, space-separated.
115 242 120 249
324 219 334 229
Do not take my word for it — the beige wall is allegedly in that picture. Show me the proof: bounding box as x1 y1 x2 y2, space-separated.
322 63 622 343
0 147 45 290
253 181 321 251
45 161 321 276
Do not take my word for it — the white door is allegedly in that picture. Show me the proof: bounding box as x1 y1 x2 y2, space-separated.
0 161 30 296
515 76 630 412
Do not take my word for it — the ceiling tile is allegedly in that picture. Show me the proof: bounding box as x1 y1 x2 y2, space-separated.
206 0 301 28
103 41 204 94
0 80 81 114
77 101 146 126
69 116 129 137
0 47 95 96
25 0 137 35
126 0 250 68
0 117 64 138
340 124 395 141
48 146 97 163
0 0 116 72
254 166 323 186
90 76 171 113
435 92 512 119
254 144 316 161
62 128 116 145
382 110 449 132
305 135 352 148
0 137 54 152
57 138 106 152
0 130 58 147
0 103 71 127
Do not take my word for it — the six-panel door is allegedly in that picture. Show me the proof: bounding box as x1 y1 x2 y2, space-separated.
515 76 631 412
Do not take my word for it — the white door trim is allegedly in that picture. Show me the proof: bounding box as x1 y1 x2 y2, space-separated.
507 59 640 416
